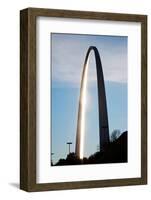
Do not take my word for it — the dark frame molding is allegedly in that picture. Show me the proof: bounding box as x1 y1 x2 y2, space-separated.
20 7 147 192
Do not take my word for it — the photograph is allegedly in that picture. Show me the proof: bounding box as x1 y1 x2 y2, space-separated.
51 33 128 166
20 7 147 191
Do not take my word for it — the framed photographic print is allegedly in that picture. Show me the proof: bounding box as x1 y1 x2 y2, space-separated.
20 8 147 191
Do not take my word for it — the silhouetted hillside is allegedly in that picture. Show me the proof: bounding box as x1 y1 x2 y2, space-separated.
54 131 127 166
101 131 127 163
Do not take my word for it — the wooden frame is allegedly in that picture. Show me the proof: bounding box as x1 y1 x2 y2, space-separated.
20 7 147 192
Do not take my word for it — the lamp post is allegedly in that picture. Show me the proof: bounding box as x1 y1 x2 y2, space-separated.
67 142 72 155
51 152 54 165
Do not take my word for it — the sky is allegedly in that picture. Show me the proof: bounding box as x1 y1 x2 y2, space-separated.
51 33 128 164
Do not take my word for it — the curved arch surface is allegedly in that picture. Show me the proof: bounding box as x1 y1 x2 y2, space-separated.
75 46 109 159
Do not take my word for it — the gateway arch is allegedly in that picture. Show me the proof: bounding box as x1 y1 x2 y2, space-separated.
75 46 109 159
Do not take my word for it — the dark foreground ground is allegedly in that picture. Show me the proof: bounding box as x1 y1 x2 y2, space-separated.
52 131 127 166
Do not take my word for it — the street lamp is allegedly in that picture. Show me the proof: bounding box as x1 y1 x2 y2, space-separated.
67 142 72 154
51 152 54 165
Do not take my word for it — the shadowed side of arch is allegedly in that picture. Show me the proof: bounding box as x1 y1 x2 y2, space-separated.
75 46 109 159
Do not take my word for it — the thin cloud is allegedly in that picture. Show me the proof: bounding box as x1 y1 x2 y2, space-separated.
51 33 127 86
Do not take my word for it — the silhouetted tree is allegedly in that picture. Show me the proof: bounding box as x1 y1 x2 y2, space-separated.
110 129 121 142
54 131 127 166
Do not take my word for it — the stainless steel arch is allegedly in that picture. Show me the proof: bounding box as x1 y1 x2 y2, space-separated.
75 46 109 159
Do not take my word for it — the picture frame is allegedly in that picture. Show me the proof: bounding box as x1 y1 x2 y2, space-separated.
20 7 147 192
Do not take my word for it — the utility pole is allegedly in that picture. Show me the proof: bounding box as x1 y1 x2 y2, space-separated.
67 142 72 154
97 144 100 152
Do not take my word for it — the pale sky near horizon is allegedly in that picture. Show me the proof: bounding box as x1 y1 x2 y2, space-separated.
51 33 128 164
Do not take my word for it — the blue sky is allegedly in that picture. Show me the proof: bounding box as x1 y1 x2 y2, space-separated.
51 33 128 164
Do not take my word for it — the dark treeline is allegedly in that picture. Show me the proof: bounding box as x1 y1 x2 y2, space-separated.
52 131 127 166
